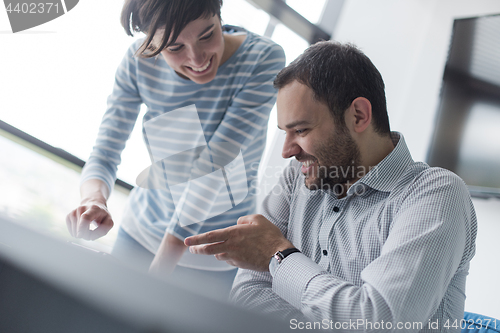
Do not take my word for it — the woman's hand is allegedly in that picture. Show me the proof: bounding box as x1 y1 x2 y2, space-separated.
66 199 114 241
66 179 113 241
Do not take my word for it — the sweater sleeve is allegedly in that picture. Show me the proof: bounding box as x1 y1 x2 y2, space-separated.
80 42 142 193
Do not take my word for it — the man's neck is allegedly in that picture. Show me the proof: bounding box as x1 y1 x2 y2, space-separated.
337 133 395 198
359 132 395 172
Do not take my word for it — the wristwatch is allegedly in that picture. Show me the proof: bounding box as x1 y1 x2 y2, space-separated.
269 247 300 277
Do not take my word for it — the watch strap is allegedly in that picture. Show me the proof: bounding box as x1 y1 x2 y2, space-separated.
269 247 301 277
280 248 300 260
273 247 300 264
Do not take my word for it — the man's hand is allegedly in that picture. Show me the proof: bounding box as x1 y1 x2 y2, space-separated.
66 199 113 241
184 214 294 271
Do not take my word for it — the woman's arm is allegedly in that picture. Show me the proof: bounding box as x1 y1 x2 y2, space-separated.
149 233 187 276
67 40 142 241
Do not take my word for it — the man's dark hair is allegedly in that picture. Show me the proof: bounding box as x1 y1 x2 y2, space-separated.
274 41 390 134
121 0 223 58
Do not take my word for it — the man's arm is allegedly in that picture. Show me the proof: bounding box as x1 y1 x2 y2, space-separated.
185 161 299 270
186 213 293 271
271 169 475 330
186 162 310 319
230 268 309 322
187 168 476 330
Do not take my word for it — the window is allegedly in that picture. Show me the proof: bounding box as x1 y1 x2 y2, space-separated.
286 0 328 24
0 0 332 248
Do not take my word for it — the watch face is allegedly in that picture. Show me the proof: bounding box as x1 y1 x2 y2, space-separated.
269 256 279 276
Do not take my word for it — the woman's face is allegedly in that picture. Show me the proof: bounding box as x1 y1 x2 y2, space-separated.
153 15 225 84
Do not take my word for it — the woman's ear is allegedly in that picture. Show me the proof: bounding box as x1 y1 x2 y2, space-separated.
346 97 372 133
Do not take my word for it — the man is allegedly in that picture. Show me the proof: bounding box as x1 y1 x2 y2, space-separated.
185 41 477 332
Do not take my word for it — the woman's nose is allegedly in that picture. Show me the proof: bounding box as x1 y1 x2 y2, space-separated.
187 45 207 67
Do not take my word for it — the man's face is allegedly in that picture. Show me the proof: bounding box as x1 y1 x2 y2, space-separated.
277 81 361 191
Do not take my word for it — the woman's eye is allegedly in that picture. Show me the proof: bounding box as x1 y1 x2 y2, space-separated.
168 45 183 52
200 31 214 41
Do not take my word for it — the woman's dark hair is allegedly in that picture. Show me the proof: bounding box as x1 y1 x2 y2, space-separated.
274 41 390 134
121 0 223 58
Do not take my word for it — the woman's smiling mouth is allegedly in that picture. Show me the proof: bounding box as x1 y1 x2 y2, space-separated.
187 56 212 73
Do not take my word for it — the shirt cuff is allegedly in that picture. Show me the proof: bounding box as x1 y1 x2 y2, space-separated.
272 252 325 308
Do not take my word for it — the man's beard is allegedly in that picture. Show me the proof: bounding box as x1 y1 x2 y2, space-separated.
300 126 361 191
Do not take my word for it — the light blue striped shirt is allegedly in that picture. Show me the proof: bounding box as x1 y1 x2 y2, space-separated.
81 27 285 270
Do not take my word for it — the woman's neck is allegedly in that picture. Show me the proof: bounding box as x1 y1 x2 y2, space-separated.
220 33 246 66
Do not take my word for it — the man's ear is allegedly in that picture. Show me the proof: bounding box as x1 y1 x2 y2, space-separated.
346 97 372 133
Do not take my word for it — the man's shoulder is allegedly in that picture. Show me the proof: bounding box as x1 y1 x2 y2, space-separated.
410 163 467 188
394 162 470 200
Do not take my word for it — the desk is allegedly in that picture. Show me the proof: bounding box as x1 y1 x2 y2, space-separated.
0 215 286 333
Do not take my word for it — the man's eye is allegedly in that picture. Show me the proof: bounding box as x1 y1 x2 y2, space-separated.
296 129 307 134
200 31 214 41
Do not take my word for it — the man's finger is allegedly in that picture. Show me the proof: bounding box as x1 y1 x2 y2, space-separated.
185 228 229 246
214 252 230 261
236 215 252 225
189 241 227 255
225 260 237 267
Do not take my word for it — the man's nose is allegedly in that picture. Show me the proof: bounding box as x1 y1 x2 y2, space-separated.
282 135 300 159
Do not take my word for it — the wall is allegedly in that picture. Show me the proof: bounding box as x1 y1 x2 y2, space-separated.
333 0 500 162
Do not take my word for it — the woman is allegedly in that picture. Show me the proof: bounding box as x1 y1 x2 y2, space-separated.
66 0 285 297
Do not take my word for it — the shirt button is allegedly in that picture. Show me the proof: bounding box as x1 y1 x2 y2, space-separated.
323 250 328 256
333 206 340 212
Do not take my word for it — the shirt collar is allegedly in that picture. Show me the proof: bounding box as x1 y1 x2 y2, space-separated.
350 132 414 194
